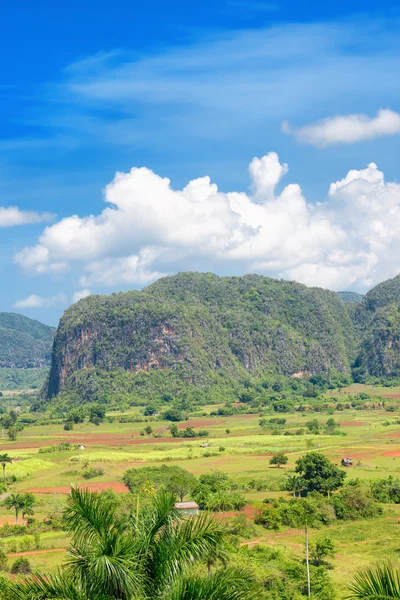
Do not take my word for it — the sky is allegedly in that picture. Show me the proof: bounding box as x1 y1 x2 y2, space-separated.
2 0 400 325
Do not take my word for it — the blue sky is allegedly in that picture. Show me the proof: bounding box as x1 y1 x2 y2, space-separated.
2 0 400 325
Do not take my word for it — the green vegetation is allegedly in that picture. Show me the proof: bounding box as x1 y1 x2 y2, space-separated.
43 272 358 408
8 488 256 600
0 313 54 370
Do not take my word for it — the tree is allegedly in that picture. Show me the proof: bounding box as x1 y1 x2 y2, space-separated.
285 475 303 497
7 427 18 442
311 537 336 567
0 454 12 485
89 404 105 425
20 493 35 526
348 563 400 600
166 468 197 502
4 494 24 524
170 423 179 437
270 451 288 468
295 452 346 495
8 488 256 600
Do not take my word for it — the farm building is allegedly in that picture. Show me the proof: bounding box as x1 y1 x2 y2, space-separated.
175 501 199 515
341 457 353 467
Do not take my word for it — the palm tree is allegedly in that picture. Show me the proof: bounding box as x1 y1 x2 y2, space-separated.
347 563 400 600
8 487 256 600
20 493 35 526
0 453 12 485
4 493 24 524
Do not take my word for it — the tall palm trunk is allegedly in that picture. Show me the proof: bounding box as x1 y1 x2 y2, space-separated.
2 464 5 485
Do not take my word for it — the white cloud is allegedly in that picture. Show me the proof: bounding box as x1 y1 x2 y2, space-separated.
0 207 54 227
13 152 400 292
14 293 67 309
71 289 92 304
282 109 400 147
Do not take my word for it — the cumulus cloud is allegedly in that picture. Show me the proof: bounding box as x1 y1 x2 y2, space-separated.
71 289 92 304
282 109 400 147
14 293 67 309
0 207 54 227
13 152 400 292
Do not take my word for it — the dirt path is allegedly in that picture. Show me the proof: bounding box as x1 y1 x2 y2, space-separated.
8 548 65 557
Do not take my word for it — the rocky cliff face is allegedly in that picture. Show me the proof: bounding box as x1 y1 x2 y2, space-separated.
44 273 359 400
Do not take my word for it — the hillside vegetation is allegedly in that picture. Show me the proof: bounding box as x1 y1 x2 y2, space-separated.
0 313 54 369
43 273 357 405
39 272 400 408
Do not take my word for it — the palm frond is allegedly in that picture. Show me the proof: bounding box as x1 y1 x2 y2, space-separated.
7 571 92 600
63 487 123 546
347 563 400 600
148 510 227 595
166 568 258 600
64 535 143 600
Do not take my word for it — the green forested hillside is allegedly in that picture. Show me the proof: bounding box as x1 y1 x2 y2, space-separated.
0 313 54 369
337 291 364 303
44 273 357 405
354 275 400 378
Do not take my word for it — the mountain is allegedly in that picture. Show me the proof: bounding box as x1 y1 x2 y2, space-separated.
0 313 54 368
44 273 358 403
337 291 364 304
354 275 400 378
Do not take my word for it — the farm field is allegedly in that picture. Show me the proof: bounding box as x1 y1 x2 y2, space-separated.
1 388 400 595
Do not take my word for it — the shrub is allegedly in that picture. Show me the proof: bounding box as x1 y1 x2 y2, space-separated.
0 549 7 572
82 466 104 480
10 557 31 574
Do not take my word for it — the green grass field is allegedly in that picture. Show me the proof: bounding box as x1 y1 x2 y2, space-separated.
1 385 400 596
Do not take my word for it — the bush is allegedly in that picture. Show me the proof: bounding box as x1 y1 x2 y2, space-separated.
0 549 7 572
10 557 31 574
82 467 104 480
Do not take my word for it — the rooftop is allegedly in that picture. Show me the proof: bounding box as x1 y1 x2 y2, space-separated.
175 501 199 509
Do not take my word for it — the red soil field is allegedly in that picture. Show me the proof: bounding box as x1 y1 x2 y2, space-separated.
22 481 129 494
339 421 365 426
382 449 400 457
0 435 196 452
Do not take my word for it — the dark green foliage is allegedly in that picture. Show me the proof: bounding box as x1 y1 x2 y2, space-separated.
89 404 105 425
269 451 288 468
256 486 381 530
310 537 336 567
295 452 346 495
10 557 31 574
332 486 382 520
163 408 184 422
370 477 400 503
82 466 104 480
0 549 7 572
192 471 246 511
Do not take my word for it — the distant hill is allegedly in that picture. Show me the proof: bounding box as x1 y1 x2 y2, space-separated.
337 291 364 304
355 275 400 378
0 313 54 368
44 272 357 402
